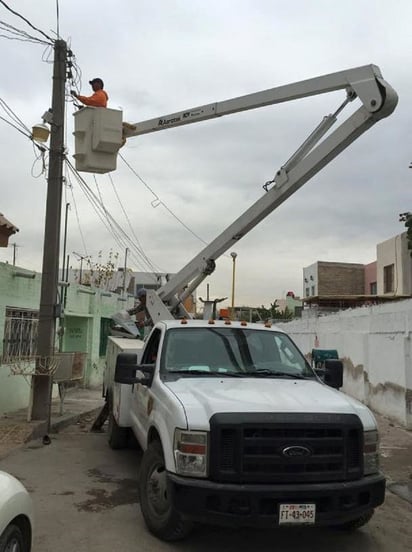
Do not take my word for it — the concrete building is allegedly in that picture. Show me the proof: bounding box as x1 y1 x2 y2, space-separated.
0 261 135 415
303 232 412 302
364 261 377 294
303 261 365 298
377 232 412 295
0 213 18 247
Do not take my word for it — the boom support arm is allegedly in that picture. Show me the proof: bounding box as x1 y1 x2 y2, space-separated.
154 65 398 304
127 65 397 320
124 64 394 139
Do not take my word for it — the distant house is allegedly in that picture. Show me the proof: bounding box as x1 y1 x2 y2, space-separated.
0 213 18 247
377 232 412 296
302 232 411 314
303 261 365 299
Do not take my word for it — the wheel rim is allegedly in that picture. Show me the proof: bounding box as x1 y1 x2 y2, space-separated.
146 461 169 518
5 537 21 552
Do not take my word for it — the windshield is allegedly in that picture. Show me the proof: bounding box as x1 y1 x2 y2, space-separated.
161 327 314 379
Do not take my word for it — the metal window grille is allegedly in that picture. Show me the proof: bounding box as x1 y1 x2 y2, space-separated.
2 307 39 362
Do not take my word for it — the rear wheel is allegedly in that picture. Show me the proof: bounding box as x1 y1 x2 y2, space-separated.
139 440 192 541
0 524 26 552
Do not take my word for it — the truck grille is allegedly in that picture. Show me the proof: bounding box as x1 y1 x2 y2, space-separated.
209 413 363 483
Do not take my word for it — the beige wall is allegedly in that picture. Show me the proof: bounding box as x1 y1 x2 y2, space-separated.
377 232 412 295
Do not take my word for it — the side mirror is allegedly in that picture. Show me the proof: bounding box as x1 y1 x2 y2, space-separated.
323 359 343 389
114 353 138 384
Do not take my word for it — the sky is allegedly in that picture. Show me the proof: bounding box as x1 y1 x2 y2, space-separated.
0 0 411 309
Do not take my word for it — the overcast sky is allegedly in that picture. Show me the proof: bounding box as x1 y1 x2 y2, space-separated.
1 0 411 308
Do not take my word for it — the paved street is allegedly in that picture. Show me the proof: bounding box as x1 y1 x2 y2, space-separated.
0 416 411 552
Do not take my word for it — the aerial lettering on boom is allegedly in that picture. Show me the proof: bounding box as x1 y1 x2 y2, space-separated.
158 116 181 126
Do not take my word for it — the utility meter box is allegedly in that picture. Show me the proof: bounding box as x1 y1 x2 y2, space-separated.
73 107 123 174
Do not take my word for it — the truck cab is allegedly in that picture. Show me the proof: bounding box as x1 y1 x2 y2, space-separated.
107 319 384 540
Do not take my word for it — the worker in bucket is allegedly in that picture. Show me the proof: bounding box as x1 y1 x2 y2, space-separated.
71 78 108 108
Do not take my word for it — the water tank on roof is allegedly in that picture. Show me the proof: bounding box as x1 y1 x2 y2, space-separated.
73 107 123 173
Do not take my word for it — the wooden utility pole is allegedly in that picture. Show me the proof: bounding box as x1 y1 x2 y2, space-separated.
31 39 67 421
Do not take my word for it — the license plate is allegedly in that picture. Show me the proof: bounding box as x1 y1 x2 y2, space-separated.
279 503 316 525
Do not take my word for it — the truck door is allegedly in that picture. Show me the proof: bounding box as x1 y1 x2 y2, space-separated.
130 328 161 447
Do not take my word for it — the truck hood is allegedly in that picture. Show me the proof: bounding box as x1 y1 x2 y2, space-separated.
164 377 376 431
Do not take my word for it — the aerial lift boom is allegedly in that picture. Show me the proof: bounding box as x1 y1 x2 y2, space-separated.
74 65 397 323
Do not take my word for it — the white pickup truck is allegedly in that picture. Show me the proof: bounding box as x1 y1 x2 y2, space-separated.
104 319 384 541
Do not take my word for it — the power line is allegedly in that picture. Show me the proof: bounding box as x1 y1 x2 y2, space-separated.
65 160 160 280
0 19 51 44
0 97 32 134
65 170 89 256
119 152 209 246
0 0 54 43
107 172 165 273
0 114 31 139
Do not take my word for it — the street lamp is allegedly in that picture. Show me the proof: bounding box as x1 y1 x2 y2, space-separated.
72 252 90 285
230 252 237 320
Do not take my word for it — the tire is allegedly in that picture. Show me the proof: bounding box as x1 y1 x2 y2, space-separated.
0 524 26 552
139 440 193 541
334 509 374 531
107 409 129 449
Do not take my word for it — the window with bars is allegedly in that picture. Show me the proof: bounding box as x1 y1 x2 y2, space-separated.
2 307 39 362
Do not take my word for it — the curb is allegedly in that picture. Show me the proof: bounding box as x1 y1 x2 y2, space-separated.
26 406 103 442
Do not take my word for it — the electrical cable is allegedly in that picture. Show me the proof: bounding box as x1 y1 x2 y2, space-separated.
65 170 89 256
0 97 49 176
0 115 31 139
0 20 51 44
119 152 209 246
0 0 54 43
0 97 32 134
107 172 165 273
65 160 160 280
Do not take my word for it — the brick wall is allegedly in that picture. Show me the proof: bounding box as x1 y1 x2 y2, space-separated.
317 262 365 295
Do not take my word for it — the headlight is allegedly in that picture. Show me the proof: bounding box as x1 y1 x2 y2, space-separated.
174 429 208 478
363 430 380 475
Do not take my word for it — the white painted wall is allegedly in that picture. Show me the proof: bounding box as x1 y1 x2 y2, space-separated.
277 299 412 428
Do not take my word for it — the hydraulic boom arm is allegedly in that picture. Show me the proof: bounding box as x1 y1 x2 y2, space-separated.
126 65 397 321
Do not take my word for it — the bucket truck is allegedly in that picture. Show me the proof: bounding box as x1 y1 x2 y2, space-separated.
78 65 398 540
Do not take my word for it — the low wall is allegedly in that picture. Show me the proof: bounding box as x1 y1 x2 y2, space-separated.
277 299 412 429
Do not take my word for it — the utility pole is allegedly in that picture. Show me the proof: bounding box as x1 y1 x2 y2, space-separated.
230 251 237 320
123 247 129 293
61 202 70 285
72 251 89 285
31 39 67 421
10 242 18 266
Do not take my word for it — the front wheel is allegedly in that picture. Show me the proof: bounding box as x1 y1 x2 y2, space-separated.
334 509 374 531
0 524 27 552
139 441 192 541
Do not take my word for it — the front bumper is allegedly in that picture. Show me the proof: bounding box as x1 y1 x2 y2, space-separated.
167 472 385 527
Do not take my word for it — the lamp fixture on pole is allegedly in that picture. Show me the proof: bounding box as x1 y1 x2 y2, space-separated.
230 252 237 320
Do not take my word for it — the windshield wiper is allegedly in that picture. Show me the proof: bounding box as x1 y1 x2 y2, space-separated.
241 369 307 379
167 369 243 377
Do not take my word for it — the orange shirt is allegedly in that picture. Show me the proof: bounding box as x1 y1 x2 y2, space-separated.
77 89 108 108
